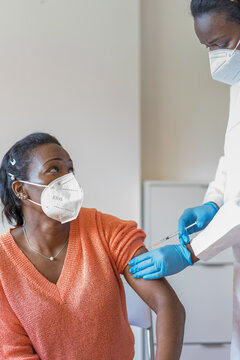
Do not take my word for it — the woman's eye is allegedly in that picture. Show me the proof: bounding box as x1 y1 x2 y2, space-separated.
217 44 226 49
207 44 227 51
48 166 59 174
209 45 220 51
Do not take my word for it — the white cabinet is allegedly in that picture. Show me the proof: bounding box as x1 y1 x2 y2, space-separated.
152 264 233 343
143 181 233 359
180 344 230 360
152 344 230 360
151 344 230 359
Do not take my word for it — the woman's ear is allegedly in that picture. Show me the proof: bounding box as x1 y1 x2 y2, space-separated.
12 181 28 200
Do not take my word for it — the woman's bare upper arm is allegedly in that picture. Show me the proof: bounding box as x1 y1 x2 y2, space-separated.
123 246 181 313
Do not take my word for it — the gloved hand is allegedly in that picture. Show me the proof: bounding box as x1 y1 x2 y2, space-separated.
178 202 219 245
128 244 193 280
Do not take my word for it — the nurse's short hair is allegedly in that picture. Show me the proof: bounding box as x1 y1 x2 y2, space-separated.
191 0 240 23
0 132 61 226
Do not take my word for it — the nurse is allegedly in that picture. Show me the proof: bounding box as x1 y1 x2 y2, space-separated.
129 0 240 358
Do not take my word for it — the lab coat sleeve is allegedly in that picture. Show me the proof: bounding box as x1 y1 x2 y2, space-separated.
0 282 40 359
203 155 227 208
191 198 240 261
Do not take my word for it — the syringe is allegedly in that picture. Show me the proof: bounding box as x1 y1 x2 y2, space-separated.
152 222 197 248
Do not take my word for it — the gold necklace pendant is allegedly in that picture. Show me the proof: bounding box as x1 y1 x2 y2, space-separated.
22 226 68 261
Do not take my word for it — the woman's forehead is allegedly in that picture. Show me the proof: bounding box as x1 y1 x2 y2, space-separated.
30 143 71 165
194 13 237 44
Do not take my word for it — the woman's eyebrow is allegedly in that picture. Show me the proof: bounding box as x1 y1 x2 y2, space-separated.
207 35 226 46
43 158 73 166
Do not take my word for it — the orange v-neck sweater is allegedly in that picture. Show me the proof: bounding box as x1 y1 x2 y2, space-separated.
0 208 146 360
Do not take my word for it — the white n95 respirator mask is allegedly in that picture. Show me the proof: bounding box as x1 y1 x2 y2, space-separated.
209 40 240 85
19 173 84 224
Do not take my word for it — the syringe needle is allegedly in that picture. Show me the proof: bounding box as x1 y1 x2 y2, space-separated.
152 222 197 248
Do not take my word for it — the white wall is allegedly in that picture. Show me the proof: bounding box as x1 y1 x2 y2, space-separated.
0 1 142 358
0 0 141 221
141 0 230 182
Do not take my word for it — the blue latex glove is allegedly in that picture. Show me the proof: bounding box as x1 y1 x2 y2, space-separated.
128 244 193 280
178 202 219 245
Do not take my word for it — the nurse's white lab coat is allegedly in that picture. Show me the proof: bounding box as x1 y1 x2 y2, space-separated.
191 82 240 359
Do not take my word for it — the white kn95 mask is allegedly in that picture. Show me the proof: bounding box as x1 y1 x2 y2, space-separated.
19 173 84 224
209 39 240 85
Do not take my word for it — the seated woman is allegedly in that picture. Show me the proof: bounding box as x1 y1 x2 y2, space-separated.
0 132 185 360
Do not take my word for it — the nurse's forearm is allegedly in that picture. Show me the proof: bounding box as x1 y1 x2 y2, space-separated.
186 243 199 264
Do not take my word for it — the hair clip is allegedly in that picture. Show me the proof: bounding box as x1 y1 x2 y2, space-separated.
8 172 15 181
10 159 16 166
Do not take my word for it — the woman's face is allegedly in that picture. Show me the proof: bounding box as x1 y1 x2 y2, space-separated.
27 143 74 185
194 12 240 51
15 143 74 208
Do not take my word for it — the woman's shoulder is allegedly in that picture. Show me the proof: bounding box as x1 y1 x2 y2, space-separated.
78 208 141 243
77 207 97 221
0 229 14 250
0 229 15 270
77 207 137 226
0 228 12 242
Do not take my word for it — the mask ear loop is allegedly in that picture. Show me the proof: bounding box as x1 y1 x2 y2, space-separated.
19 180 47 188
16 180 47 207
232 39 240 55
225 39 240 63
27 198 42 207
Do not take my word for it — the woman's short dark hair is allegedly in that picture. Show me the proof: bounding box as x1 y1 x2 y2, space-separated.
191 0 240 23
0 132 61 226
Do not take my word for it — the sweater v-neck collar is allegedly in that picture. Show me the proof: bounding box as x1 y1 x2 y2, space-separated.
3 218 80 303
